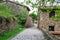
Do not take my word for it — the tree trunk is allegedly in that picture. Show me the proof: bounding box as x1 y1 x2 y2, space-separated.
37 12 40 28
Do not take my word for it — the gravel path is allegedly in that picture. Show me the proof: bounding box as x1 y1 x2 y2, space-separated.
9 24 45 40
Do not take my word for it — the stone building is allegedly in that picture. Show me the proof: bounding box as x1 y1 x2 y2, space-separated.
38 10 60 33
38 12 50 31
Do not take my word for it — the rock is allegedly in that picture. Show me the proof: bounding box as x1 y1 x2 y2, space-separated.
24 16 33 28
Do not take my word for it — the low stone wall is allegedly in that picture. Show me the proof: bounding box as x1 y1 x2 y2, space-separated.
55 21 60 31
0 17 18 35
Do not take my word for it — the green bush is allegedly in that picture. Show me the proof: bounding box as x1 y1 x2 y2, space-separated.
50 6 60 21
38 6 60 21
16 7 28 25
0 2 28 25
0 3 16 20
29 13 37 20
0 24 26 40
29 13 37 22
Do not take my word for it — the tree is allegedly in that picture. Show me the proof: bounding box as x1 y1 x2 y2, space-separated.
24 0 45 27
17 7 28 25
12 0 56 26
47 0 55 7
29 13 37 23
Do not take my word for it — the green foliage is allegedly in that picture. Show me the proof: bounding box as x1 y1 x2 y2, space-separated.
47 0 54 3
52 10 60 21
0 2 28 25
0 24 26 40
55 6 60 9
0 3 28 24
42 0 44 2
42 0 45 4
0 2 17 22
0 3 15 19
38 5 60 21
29 13 37 21
51 6 60 21
0 3 26 40
17 7 28 25
26 0 31 4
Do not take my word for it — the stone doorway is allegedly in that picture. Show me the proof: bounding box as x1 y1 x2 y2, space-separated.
49 25 55 31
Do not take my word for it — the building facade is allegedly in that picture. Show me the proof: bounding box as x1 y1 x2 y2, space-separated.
38 11 60 32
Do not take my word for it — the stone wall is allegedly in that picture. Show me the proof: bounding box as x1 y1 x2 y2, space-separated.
51 21 60 31
0 17 18 35
39 12 60 31
2 1 29 16
39 12 50 30
0 1 30 34
6 1 23 16
55 21 60 31
37 7 60 33
49 18 60 31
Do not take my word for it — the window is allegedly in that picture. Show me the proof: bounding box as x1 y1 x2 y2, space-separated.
49 10 55 18
49 25 54 31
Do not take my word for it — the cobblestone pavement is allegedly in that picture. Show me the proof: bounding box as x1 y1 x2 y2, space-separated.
9 28 45 40
9 23 46 40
